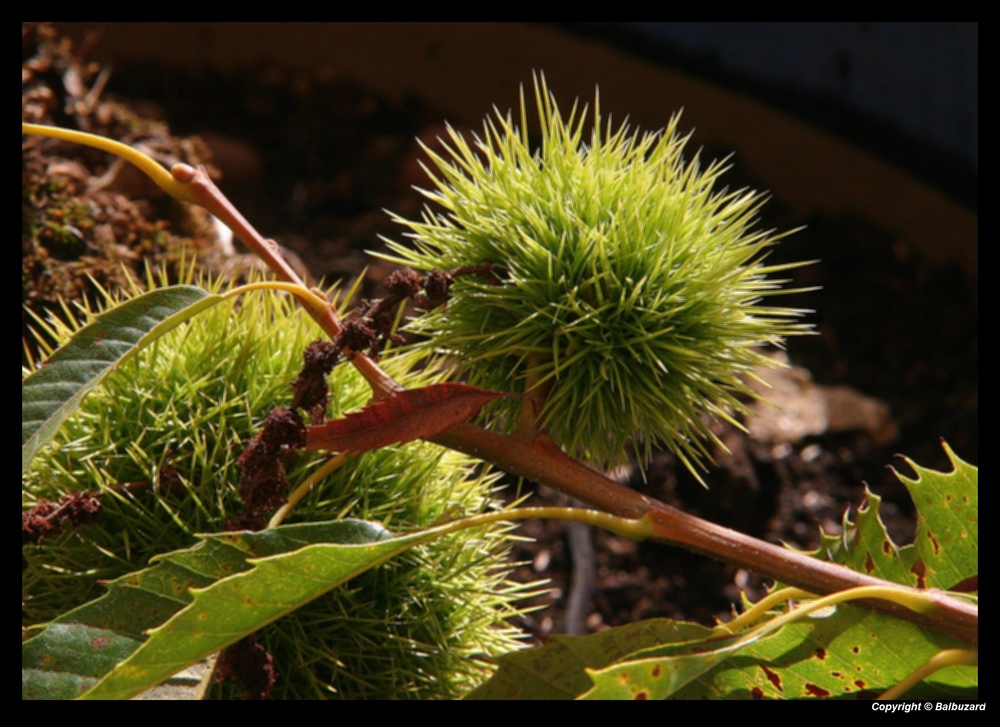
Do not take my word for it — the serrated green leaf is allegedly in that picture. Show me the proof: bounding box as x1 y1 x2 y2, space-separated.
581 630 751 700
22 519 395 700
23 534 247 700
897 442 978 590
816 441 977 591
82 521 451 700
21 285 220 472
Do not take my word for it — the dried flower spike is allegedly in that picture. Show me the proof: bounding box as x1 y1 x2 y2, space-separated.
382 73 812 476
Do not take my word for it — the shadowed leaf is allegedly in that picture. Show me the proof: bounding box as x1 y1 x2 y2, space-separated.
23 519 399 700
22 285 220 472
465 620 713 699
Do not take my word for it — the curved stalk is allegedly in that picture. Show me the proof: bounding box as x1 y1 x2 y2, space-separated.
878 648 978 700
22 123 194 201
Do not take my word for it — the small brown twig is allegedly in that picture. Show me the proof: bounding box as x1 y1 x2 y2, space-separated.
175 164 402 398
513 353 552 440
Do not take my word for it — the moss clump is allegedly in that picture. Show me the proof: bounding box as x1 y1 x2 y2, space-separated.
22 274 532 699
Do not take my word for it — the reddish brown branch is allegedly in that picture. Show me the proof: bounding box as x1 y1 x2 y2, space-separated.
432 424 978 646
180 165 401 396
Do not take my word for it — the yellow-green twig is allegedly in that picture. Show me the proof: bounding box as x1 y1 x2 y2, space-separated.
221 281 331 319
269 453 350 529
22 122 195 202
878 648 978 700
715 587 811 634
733 585 953 650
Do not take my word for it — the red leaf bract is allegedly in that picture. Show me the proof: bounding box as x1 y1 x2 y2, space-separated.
305 383 521 453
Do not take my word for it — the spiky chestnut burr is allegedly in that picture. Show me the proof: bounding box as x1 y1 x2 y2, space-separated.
382 74 812 476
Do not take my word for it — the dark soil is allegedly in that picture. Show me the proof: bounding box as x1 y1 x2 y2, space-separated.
23 24 977 640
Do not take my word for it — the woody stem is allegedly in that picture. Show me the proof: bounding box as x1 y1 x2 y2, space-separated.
182 166 401 396
432 423 978 646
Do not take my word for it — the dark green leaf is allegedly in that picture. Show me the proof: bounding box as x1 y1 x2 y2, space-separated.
21 518 452 699
22 285 220 472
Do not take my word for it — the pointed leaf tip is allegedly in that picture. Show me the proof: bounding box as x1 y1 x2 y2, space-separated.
305 382 522 453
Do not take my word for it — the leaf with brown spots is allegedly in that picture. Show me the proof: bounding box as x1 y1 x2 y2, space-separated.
305 383 523 453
